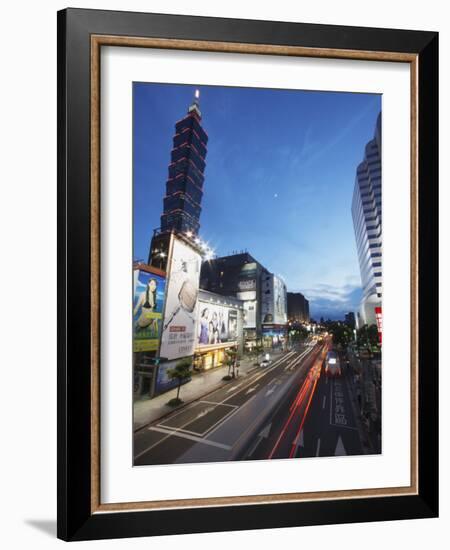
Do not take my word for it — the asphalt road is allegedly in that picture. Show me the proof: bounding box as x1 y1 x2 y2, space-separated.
245 343 365 461
134 342 321 465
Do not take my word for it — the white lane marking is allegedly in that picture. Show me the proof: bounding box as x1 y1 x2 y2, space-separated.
200 400 235 407
158 402 237 436
148 427 232 451
293 429 304 448
245 385 259 395
265 387 276 396
329 424 359 431
221 350 300 403
195 406 214 419
259 423 272 439
322 395 327 409
217 353 295 401
246 422 272 457
284 347 311 371
315 438 321 457
329 378 333 425
334 435 347 456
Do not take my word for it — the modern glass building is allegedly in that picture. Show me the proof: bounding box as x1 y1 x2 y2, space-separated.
160 90 208 235
351 113 382 326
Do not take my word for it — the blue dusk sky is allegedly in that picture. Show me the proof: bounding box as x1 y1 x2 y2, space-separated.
133 82 381 320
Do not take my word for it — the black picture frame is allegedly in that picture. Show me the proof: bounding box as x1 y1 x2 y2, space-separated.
57 7 438 541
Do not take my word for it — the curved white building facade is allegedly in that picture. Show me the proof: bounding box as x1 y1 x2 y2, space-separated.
351 113 382 327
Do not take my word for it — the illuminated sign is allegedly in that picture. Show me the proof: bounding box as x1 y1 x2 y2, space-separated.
375 306 382 344
242 300 257 328
261 273 287 325
197 301 238 347
160 236 201 360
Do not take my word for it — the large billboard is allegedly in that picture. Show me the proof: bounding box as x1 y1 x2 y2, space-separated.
375 306 382 344
133 268 166 352
273 275 287 324
159 237 201 360
197 302 238 347
261 273 287 325
242 300 257 328
238 262 257 292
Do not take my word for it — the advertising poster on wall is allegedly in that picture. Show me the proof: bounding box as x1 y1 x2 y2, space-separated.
154 359 192 395
375 306 382 344
133 268 166 352
242 300 257 328
160 237 201 360
273 276 287 325
197 302 238 346
261 273 287 325
238 262 257 292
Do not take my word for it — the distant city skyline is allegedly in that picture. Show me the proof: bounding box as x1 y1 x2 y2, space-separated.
133 82 381 320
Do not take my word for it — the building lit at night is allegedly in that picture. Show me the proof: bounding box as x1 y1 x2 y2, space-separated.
351 113 382 326
160 90 208 236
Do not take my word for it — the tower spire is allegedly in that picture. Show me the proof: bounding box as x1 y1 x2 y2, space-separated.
188 89 202 118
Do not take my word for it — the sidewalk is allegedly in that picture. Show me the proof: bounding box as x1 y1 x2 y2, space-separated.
133 348 286 431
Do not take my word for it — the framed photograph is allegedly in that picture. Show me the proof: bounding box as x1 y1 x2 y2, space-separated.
57 8 438 541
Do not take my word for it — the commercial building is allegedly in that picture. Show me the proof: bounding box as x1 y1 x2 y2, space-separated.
287 292 310 323
200 252 264 346
351 113 382 326
160 90 208 236
200 252 288 348
135 232 205 398
194 289 245 371
135 237 246 397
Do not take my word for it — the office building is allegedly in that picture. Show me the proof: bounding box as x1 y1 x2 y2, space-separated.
351 113 382 326
200 252 287 347
287 292 310 323
200 252 263 345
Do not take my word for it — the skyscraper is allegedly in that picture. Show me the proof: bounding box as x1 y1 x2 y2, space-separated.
351 113 382 326
160 90 208 236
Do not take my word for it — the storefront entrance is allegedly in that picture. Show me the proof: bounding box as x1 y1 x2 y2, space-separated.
194 344 234 372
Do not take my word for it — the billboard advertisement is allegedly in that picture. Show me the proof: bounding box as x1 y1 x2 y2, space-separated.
159 237 201 360
154 358 192 395
197 302 238 347
375 306 382 344
261 273 287 325
273 275 287 324
243 300 257 328
238 262 257 292
133 268 166 352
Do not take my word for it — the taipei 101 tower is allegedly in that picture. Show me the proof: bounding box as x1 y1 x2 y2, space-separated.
160 89 209 236
148 90 208 269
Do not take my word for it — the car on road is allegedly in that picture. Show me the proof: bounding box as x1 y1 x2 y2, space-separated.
260 359 271 367
324 350 341 377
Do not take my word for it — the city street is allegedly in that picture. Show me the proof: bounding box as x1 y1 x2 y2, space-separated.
246 344 364 460
134 342 318 464
134 339 366 465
